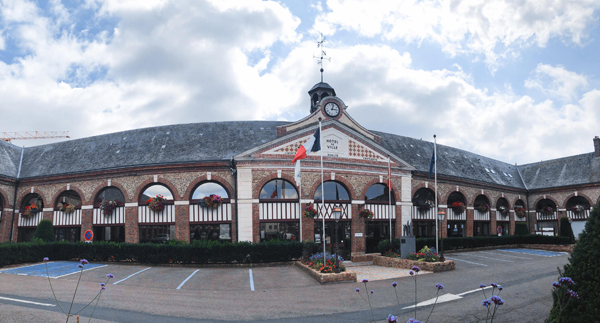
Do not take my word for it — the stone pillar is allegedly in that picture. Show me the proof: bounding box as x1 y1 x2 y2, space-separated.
81 208 93 242
125 206 139 243
236 167 253 242
509 212 516 235
400 175 412 237
466 208 474 237
301 202 314 242
11 211 19 242
490 210 497 236
231 202 237 242
395 204 403 238
174 204 189 242
252 204 260 243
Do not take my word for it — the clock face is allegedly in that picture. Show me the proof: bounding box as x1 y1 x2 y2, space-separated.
324 102 340 117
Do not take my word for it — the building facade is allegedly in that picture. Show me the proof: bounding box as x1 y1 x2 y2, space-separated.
0 82 599 258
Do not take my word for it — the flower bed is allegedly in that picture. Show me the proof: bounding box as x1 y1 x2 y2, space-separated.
301 252 346 273
295 261 356 284
406 246 440 262
373 255 455 273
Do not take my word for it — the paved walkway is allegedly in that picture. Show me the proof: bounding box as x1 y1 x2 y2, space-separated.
344 261 431 281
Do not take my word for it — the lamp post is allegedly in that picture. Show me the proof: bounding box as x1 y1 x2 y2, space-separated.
437 210 446 260
332 207 341 273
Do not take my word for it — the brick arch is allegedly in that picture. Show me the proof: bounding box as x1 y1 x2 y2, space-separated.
184 175 235 201
360 177 400 202
512 197 526 209
90 182 130 204
495 196 512 209
308 177 356 200
17 189 48 210
410 183 442 204
562 192 593 208
0 187 10 208
472 193 493 207
532 195 560 209
253 173 298 200
50 185 87 207
442 189 469 206
134 177 181 202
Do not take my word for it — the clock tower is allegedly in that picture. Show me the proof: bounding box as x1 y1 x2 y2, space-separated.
308 82 336 114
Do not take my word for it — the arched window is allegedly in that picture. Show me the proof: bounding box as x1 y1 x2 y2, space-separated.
260 179 298 200
536 199 556 212
139 184 174 204
55 190 82 210
496 197 510 218
21 193 44 210
447 191 466 206
95 187 125 207
314 181 350 201
365 183 392 202
566 196 590 210
446 191 466 237
473 195 490 236
474 195 490 209
191 182 229 200
566 196 591 222
411 187 436 238
413 188 435 205
536 198 558 233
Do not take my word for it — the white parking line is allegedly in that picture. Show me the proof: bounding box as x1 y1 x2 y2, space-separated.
445 257 487 266
176 269 200 290
249 269 255 291
112 267 151 285
402 293 463 309
0 296 55 307
53 264 108 279
480 251 529 259
457 286 493 296
461 254 514 263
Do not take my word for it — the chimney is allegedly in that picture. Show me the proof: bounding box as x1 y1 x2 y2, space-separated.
595 136 600 158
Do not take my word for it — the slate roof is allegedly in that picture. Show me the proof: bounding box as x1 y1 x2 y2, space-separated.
5 120 597 191
18 121 288 179
518 153 600 190
375 132 527 189
0 140 23 179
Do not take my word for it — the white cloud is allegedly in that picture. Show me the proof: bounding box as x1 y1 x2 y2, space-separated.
525 63 588 101
312 0 600 70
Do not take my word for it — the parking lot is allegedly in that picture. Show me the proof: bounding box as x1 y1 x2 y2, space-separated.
0 248 570 322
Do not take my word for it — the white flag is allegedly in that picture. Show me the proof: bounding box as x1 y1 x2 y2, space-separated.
294 160 301 186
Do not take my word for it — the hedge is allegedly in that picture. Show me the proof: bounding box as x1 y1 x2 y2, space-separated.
378 235 571 255
0 240 305 268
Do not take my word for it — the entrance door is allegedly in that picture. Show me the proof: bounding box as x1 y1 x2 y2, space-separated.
366 221 395 253
314 221 351 260
447 221 465 237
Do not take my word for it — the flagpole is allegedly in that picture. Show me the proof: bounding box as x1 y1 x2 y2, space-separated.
434 135 438 254
319 118 326 264
388 156 392 242
299 179 303 242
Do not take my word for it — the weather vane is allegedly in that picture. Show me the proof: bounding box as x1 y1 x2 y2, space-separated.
313 33 331 83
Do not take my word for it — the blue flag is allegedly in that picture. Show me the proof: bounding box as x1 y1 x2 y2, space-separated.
428 149 435 178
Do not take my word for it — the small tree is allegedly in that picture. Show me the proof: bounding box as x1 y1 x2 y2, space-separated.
33 219 54 242
547 201 600 321
514 223 529 235
558 217 574 243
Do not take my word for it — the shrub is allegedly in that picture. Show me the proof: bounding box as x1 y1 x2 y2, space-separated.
377 238 400 255
548 201 600 321
415 235 569 252
514 222 529 235
558 217 574 242
33 219 54 242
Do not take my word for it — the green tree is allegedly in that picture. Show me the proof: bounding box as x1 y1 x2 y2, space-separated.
33 219 54 242
547 201 600 321
558 217 574 243
514 222 529 235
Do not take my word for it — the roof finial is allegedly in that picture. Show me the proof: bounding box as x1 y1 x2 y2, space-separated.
314 33 331 83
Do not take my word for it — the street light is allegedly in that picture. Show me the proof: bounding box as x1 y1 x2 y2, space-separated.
332 207 342 273
437 210 446 260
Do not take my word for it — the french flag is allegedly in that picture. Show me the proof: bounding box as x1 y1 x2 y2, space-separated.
292 128 321 163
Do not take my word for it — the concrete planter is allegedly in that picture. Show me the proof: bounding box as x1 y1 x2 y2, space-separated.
295 261 357 284
372 256 455 273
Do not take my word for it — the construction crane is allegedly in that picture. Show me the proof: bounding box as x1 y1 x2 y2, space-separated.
1 131 70 142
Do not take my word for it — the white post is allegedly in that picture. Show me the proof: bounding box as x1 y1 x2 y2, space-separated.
299 182 303 242
434 135 438 253
320 120 326 264
388 156 392 242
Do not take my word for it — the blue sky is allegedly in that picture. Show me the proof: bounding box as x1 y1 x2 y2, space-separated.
1 0 600 165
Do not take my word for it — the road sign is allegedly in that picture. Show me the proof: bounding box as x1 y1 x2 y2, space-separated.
497 226 503 235
84 229 93 241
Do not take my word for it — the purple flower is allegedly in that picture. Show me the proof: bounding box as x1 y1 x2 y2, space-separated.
567 290 579 299
435 283 444 290
491 295 504 305
409 271 414 276
491 283 498 288
552 282 561 288
411 266 421 273
387 314 397 322
100 283 105 287
356 288 360 293
481 299 491 307
392 282 398 287
80 259 89 265
43 257 49 262
407 319 422 323
479 283 486 288
101 286 106 291
107 274 114 279
498 285 503 291
370 290 374 294
559 277 574 286
362 279 369 283
78 264 83 268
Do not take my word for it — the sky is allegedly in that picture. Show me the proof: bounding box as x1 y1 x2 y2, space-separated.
1 0 600 166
